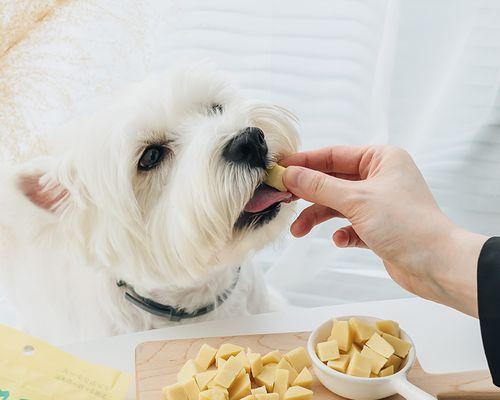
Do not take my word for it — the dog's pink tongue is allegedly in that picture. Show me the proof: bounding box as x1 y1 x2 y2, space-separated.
244 187 292 213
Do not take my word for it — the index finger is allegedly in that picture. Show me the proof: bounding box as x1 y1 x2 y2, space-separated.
281 145 368 175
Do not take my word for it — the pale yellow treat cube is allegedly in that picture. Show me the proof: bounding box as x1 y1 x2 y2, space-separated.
214 367 237 389
234 351 251 373
262 350 282 365
217 344 244 360
216 358 227 369
195 344 218 371
326 354 351 373
292 367 312 389
255 394 279 400
177 359 199 383
381 333 412 358
379 365 395 377
273 368 290 400
284 347 311 373
329 319 353 352
345 353 371 378
241 396 255 400
163 382 188 400
276 358 298 385
200 388 228 400
182 378 200 400
264 165 287 192
251 387 267 395
385 354 403 372
254 365 278 392
346 342 361 357
208 382 230 394
224 356 245 378
316 340 340 362
360 346 387 375
365 333 395 358
195 370 217 391
375 320 400 338
349 318 376 344
248 352 264 377
228 372 251 400
284 386 313 400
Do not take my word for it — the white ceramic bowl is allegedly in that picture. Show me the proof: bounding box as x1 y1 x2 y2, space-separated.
307 315 436 400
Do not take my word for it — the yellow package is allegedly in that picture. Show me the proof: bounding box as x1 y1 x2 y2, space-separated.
0 324 131 399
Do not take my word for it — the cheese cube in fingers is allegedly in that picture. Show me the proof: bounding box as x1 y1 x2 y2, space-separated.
264 165 287 192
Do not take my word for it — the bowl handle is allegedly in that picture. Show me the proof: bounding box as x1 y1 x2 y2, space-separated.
392 375 436 399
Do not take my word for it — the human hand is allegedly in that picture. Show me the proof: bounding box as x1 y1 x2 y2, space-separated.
282 146 487 316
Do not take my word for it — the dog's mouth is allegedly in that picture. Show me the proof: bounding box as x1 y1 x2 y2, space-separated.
234 184 293 230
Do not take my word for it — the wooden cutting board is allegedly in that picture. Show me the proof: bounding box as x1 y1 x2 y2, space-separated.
135 332 500 400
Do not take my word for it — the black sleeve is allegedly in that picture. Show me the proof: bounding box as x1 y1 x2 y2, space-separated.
478 236 500 387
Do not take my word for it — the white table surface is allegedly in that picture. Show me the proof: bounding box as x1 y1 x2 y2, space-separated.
62 297 489 399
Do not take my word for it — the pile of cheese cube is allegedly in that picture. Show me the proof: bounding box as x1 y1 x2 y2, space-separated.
316 318 412 378
163 344 314 400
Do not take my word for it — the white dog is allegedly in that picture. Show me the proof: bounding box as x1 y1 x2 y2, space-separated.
0 65 299 344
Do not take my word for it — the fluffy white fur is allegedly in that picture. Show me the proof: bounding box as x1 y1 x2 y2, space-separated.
0 65 299 344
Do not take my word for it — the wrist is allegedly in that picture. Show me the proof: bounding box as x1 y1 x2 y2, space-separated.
431 227 487 317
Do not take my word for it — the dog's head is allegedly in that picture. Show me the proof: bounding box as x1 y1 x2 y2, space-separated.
7 65 299 289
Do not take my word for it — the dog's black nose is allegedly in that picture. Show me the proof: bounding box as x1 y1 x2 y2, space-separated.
223 127 268 169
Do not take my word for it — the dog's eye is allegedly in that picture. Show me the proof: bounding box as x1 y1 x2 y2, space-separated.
210 104 223 115
138 145 166 171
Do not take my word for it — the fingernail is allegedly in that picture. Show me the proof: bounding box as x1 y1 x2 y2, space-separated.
284 166 307 189
334 230 348 247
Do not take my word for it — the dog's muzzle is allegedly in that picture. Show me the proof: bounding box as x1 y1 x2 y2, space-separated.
223 127 268 169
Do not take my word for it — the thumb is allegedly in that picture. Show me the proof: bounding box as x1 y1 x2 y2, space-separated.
283 166 352 212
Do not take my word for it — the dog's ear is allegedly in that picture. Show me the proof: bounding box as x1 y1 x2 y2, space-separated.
18 174 67 212
16 158 69 213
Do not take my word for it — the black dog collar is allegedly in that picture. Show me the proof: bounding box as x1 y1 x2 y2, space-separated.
116 267 241 322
